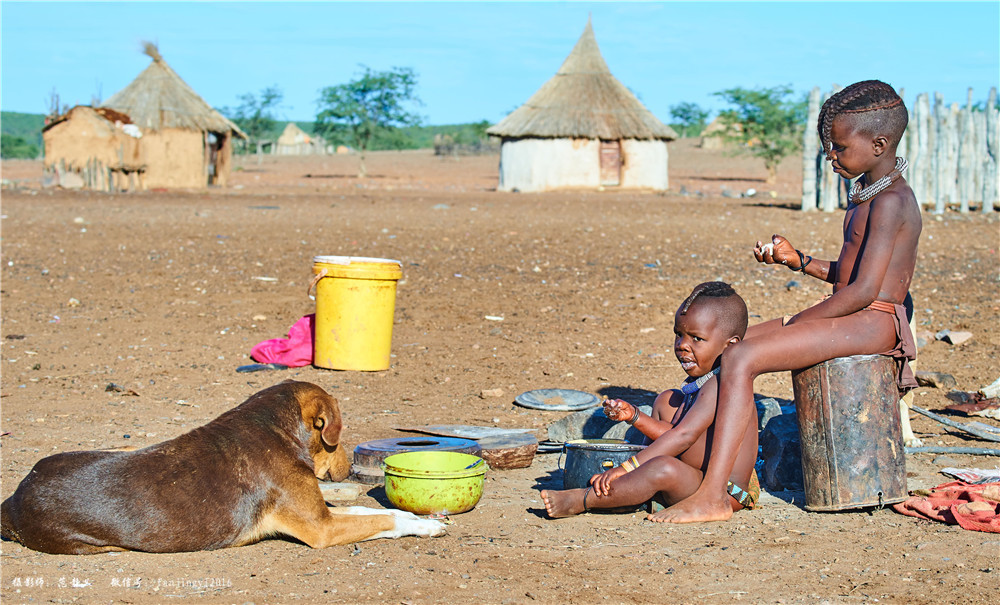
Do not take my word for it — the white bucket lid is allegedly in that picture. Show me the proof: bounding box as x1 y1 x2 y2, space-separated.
312 255 402 267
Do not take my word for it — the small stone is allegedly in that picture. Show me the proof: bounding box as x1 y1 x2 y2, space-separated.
932 456 961 466
480 388 504 399
915 371 958 389
942 331 973 345
945 390 975 404
755 397 790 431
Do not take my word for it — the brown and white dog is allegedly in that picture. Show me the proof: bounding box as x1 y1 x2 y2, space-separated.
1 381 445 554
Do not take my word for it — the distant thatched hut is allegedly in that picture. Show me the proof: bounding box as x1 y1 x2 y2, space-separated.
275 122 328 155
44 44 246 191
486 20 677 192
699 116 741 150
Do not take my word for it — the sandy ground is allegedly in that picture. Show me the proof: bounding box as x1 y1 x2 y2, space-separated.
1 140 998 604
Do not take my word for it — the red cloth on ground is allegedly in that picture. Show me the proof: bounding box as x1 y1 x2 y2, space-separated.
892 481 1000 533
250 314 314 367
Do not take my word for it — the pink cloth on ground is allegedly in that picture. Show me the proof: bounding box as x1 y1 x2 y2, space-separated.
250 314 314 367
892 481 1000 533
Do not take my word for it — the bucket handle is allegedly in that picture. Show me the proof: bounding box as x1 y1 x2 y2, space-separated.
307 268 328 301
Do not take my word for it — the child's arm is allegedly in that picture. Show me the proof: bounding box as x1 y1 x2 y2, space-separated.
591 382 718 497
602 397 676 440
754 235 835 284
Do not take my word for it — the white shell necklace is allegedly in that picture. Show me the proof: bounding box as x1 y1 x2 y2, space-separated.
849 157 908 203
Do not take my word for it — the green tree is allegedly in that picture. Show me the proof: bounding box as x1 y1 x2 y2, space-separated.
0 133 40 159
315 66 422 177
712 85 806 184
669 102 709 138
221 86 283 162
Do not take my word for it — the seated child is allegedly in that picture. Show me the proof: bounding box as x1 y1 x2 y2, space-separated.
659 79 921 524
541 282 760 520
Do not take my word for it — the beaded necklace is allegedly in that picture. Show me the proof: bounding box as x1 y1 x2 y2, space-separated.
848 157 908 203
679 367 720 414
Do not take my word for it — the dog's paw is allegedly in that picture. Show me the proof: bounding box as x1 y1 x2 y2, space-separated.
393 515 447 538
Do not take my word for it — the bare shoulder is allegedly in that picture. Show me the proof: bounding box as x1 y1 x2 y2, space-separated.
869 185 921 227
690 375 719 411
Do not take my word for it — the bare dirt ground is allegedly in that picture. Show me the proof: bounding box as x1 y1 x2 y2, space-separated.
1 140 998 604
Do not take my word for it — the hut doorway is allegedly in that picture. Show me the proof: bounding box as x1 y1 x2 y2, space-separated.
600 140 621 186
205 132 222 185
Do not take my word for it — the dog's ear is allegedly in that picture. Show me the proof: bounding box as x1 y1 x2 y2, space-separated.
312 398 342 448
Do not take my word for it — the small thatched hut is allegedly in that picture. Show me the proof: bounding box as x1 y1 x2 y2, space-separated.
44 44 246 191
699 116 742 150
275 122 328 155
486 20 677 192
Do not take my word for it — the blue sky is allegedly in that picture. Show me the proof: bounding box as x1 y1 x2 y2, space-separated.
2 1 998 126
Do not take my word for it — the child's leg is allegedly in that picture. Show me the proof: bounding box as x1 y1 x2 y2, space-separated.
540 456 702 518
659 310 897 523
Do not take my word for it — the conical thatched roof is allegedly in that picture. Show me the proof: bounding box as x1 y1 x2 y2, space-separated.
101 43 246 138
487 20 676 141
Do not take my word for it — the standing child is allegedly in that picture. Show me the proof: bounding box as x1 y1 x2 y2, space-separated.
541 282 760 519
660 80 921 524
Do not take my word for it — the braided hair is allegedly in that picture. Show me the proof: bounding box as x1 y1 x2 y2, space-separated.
817 80 908 159
678 281 748 339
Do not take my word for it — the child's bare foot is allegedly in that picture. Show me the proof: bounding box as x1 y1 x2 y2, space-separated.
540 488 590 518
652 490 732 524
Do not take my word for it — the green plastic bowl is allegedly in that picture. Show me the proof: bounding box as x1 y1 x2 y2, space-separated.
382 451 487 515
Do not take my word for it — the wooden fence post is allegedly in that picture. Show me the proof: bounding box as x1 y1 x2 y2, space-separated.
912 93 931 208
801 87 821 211
985 87 999 213
819 86 843 212
958 89 978 213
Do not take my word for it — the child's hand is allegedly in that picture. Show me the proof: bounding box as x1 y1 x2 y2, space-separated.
602 398 636 423
754 235 798 267
590 466 626 497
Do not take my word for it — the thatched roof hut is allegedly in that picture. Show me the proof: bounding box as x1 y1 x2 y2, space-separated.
699 115 742 150
93 43 247 189
102 45 244 136
275 122 328 155
487 19 677 192
44 44 246 191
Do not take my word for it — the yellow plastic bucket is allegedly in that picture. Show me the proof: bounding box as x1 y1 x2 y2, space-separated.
311 256 402 371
